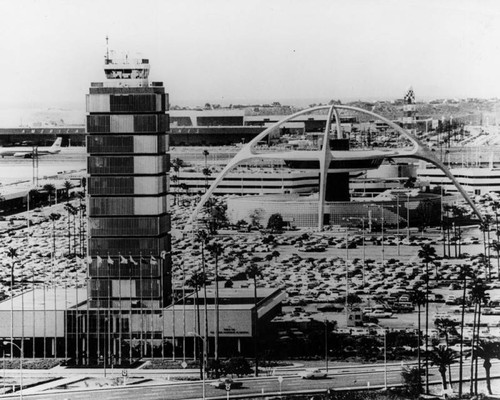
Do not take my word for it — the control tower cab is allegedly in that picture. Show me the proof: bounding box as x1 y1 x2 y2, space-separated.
103 53 151 87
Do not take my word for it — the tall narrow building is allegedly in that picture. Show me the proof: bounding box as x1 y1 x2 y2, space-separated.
402 86 417 134
85 51 170 363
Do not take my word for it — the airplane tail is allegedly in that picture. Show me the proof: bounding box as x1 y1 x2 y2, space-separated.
51 137 62 148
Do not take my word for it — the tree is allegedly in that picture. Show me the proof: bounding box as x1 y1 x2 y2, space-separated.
479 216 493 280
457 264 475 398
417 243 436 393
435 317 459 386
186 271 208 379
225 357 252 377
249 208 264 229
410 289 426 375
43 183 56 206
246 263 263 377
64 203 78 256
469 280 490 395
206 241 223 362
489 240 500 277
474 340 500 395
401 366 423 397
202 150 210 191
7 247 17 359
428 345 459 391
267 213 284 233
63 180 73 200
195 229 210 376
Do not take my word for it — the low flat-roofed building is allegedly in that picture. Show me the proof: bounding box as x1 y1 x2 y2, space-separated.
0 288 86 358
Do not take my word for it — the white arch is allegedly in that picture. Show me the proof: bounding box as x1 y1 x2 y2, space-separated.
184 105 482 231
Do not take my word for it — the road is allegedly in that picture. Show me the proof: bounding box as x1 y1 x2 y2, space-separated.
2 361 499 400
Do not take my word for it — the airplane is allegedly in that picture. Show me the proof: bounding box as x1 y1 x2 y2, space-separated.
0 137 62 158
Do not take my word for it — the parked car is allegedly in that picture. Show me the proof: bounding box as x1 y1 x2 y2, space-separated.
298 368 327 379
210 378 243 389
365 310 393 318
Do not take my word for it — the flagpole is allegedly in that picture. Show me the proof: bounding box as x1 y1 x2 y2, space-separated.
171 261 175 362
43 253 47 359
97 254 102 366
75 258 79 363
117 252 122 365
53 251 57 358
139 253 144 358
32 263 36 358
150 254 154 360
64 267 68 360
159 254 164 360
127 254 132 363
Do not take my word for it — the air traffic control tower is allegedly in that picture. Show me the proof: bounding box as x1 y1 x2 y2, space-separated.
83 50 171 363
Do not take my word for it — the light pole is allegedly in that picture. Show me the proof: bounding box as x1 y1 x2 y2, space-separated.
406 193 411 239
3 341 23 399
324 320 329 373
188 332 206 400
373 325 387 389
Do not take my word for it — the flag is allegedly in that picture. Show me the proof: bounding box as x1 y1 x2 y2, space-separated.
76 256 83 266
129 255 138 265
107 255 114 265
96 255 103 266
87 256 93 265
160 250 169 259
150 255 157 265
120 255 128 264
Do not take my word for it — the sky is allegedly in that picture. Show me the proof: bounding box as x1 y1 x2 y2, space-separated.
1 0 500 119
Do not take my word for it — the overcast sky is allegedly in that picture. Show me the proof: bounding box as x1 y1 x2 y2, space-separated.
1 0 500 111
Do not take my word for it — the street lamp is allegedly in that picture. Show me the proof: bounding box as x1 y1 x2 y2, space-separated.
324 320 329 373
3 341 23 399
188 332 206 400
372 325 387 390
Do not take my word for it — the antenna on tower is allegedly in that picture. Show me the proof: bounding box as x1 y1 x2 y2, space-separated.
105 35 110 64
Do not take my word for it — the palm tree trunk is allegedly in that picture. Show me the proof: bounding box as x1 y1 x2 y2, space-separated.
485 360 492 395
195 289 202 379
215 251 219 363
475 302 482 395
425 262 429 394
440 367 448 391
470 302 478 395
458 275 466 398
253 276 259 377
201 243 209 376
417 304 421 373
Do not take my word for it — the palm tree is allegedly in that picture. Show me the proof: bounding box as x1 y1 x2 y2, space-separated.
410 289 426 375
245 263 262 377
206 240 223 363
202 150 210 191
479 216 493 280
63 180 73 200
186 271 208 378
442 204 453 257
28 188 41 209
64 203 77 256
457 264 474 399
489 240 500 277
469 280 490 395
195 230 209 372
43 183 56 206
474 340 500 395
418 243 436 393
7 247 17 359
428 345 459 391
170 174 178 205
435 317 459 386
